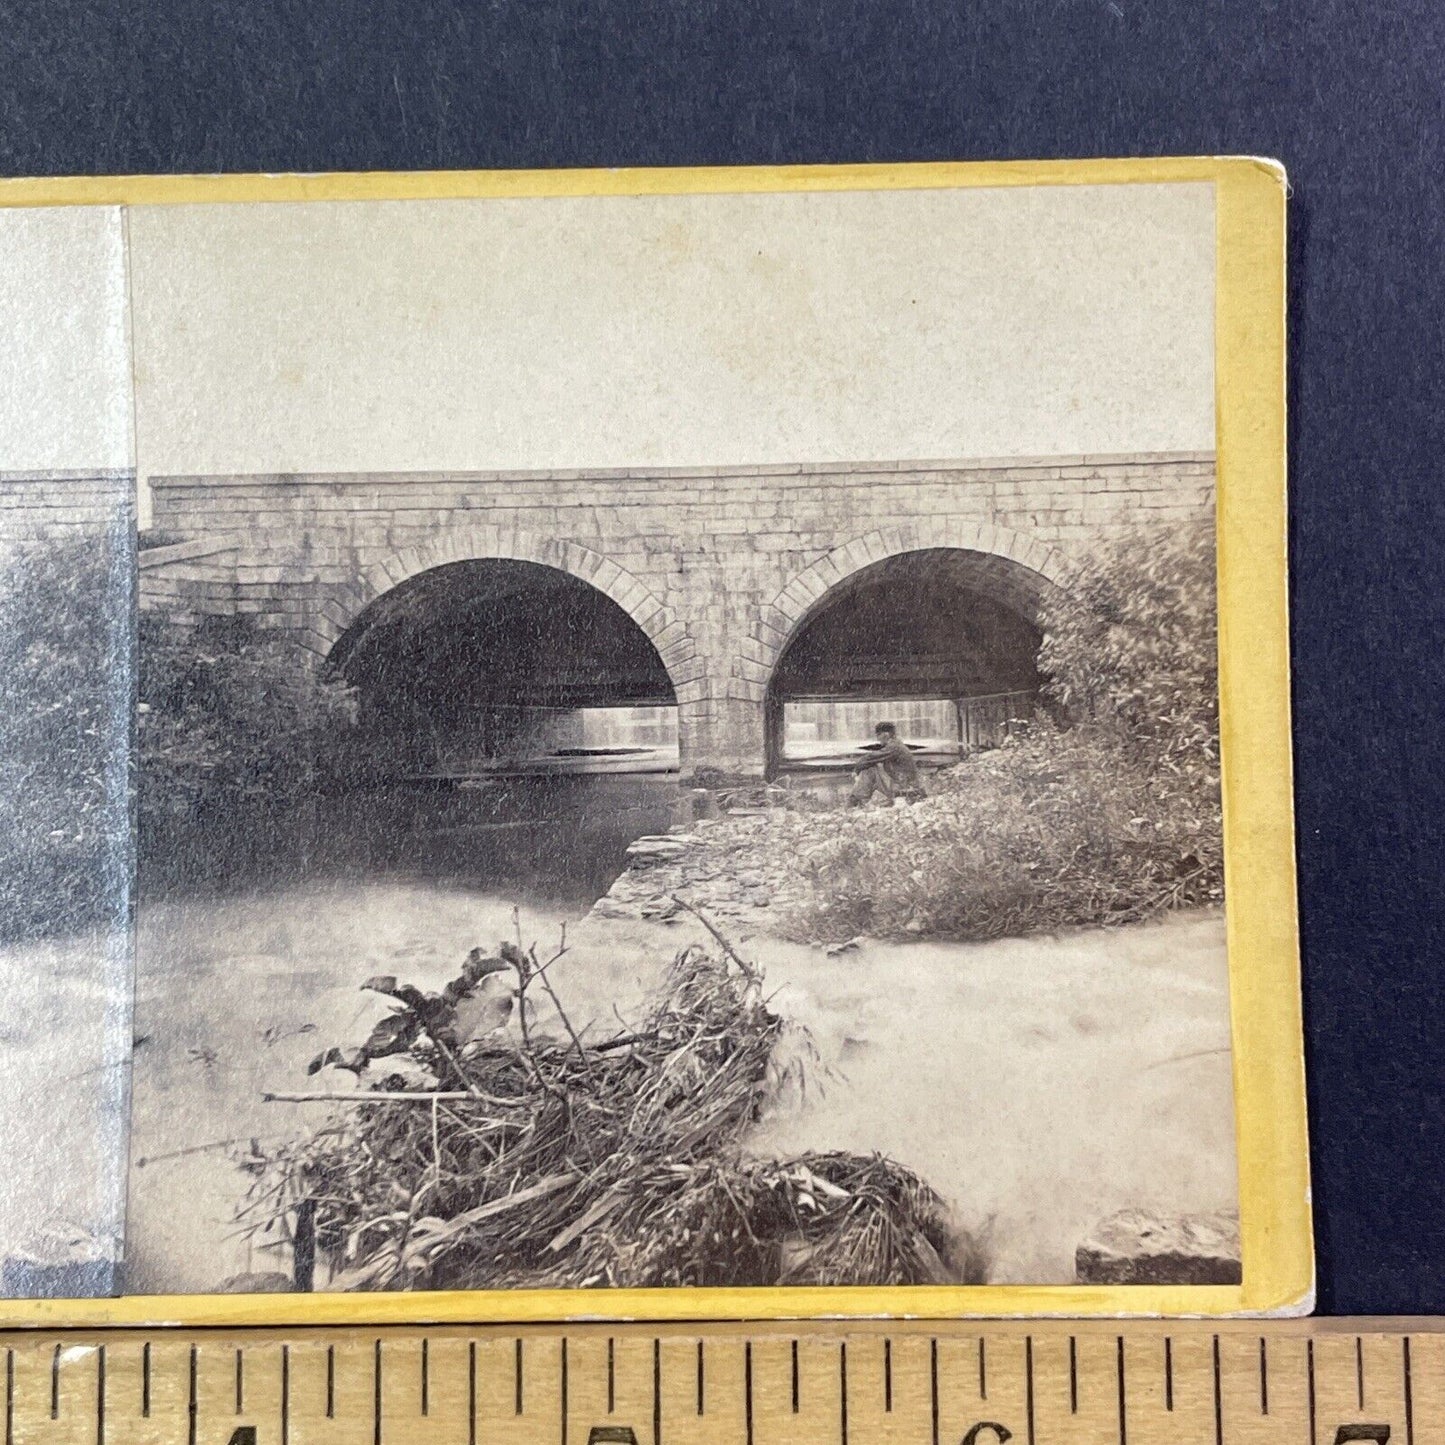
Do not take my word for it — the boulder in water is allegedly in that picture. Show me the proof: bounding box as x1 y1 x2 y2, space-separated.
1075 1208 1241 1285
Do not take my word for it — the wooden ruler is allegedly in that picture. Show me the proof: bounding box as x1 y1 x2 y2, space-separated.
0 1320 1436 1445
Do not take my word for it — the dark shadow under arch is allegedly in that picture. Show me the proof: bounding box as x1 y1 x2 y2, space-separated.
332 558 677 775
763 547 1048 776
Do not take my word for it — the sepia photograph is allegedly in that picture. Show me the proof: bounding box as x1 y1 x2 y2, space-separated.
0 172 1274 1308
117 179 1240 1297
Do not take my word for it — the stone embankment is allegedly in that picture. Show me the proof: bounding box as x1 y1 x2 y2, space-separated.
590 799 813 937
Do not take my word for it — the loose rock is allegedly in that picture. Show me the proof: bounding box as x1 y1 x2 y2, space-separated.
1075 1208 1241 1285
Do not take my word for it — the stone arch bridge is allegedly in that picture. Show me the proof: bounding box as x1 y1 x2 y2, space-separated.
139 454 1213 777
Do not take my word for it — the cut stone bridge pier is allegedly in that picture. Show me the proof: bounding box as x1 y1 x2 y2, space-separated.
138 454 1214 778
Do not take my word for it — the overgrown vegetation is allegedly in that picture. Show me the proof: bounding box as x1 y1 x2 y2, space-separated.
137 613 355 828
0 536 129 940
239 926 983 1291
786 519 1222 942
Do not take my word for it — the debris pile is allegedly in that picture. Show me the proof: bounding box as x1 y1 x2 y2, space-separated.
238 926 983 1291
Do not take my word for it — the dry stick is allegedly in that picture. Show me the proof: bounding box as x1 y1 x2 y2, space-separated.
508 922 567 1102
133 1135 255 1166
510 905 537 1060
593 1031 655 1054
431 1034 487 1100
531 925 591 1071
669 895 762 981
431 1095 442 1191
262 1089 479 1104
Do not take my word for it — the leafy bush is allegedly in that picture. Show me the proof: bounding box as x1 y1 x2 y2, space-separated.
788 519 1222 942
138 614 356 826
788 726 1222 942
0 534 131 940
1039 516 1218 781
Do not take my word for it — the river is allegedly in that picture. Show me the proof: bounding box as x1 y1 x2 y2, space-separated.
139 775 681 912
127 780 1238 1293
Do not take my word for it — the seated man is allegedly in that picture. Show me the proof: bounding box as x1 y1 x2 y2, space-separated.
848 720 926 806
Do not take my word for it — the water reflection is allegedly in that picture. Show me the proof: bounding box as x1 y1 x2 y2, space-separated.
139 775 680 912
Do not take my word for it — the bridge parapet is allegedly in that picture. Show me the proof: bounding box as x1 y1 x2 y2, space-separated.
0 470 133 549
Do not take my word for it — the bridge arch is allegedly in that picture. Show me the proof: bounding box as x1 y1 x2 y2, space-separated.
311 524 697 678
312 526 706 774
741 520 1072 696
746 522 1072 775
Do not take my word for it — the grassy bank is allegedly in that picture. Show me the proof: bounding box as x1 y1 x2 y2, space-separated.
781 725 1221 942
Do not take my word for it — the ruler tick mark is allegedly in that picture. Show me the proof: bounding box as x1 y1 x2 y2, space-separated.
652 1339 661 1445
187 1345 197 1445
840 1342 849 1445
236 1345 245 1413
696 1340 704 1415
1026 1336 1036 1445
96 1343 105 1445
745 1342 754 1445
327 1345 335 1419
980 1337 988 1400
1166 1337 1174 1412
141 1341 150 1419
516 1338 524 1416
1308 1339 1317 1445
1260 1337 1269 1415
1357 1336 1365 1411
885 1338 893 1413
1069 1336 1078 1414
1117 1335 1127 1445
373 1338 383 1445
608 1337 615 1414
467 1342 476 1445
51 1341 60 1420
561 1338 568 1445
422 1338 430 1417
1405 1337 1415 1445
281 1344 290 1445
931 1340 939 1445
1213 1336 1223 1445
5 1349 11 1445
792 1339 800 1413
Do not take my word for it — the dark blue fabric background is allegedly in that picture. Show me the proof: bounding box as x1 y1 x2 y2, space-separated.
2 0 1441 1315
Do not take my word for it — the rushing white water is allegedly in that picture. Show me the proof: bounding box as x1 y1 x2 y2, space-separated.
0 927 129 1287
128 847 1235 1292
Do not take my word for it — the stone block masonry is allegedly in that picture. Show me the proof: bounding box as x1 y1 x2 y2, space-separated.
141 454 1215 775
0 471 134 548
